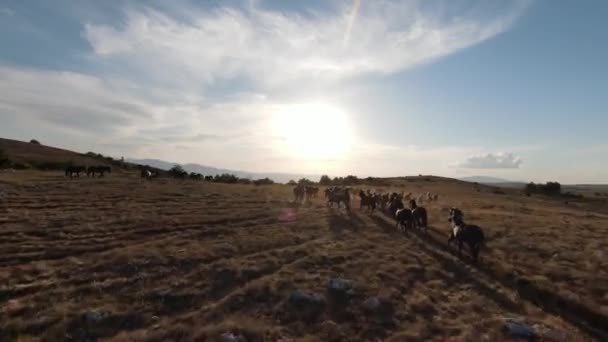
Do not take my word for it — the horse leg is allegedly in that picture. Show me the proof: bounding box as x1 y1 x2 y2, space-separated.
457 240 463 258
471 242 480 262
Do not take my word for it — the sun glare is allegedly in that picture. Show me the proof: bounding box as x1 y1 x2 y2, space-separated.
272 103 354 160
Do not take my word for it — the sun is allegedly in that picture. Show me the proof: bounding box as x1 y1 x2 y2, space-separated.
272 102 354 160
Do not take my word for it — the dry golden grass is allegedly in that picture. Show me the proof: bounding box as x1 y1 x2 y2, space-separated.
1 171 607 341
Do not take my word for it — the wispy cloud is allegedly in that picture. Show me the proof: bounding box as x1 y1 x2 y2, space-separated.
83 1 529 87
1 0 530 174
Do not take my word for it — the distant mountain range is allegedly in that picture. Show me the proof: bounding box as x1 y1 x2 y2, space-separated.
458 176 515 184
458 176 528 188
127 158 319 184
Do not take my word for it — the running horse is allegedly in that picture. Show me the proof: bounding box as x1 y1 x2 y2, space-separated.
87 165 112 178
65 166 86 178
359 190 377 213
448 208 485 262
409 199 428 233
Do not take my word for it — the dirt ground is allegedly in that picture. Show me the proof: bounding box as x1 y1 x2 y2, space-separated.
1 172 607 341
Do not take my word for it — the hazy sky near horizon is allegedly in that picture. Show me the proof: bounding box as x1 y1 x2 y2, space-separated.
1 0 607 183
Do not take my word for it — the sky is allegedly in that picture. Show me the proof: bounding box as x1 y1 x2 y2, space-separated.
0 0 607 183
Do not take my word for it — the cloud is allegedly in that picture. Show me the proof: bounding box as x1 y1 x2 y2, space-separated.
0 7 15 16
83 1 528 88
1 1 531 174
0 67 153 136
458 152 523 169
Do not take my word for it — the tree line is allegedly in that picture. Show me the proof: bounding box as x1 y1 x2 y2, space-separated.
168 165 274 185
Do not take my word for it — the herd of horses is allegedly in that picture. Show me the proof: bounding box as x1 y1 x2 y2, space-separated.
61 167 485 261
65 165 111 178
296 185 485 262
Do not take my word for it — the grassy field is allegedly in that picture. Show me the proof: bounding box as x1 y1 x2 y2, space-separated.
1 171 607 341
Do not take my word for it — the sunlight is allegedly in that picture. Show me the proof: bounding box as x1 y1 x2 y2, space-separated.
271 102 354 160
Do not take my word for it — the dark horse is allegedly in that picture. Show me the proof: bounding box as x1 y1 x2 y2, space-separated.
65 166 86 178
293 185 305 203
141 169 151 178
359 190 376 213
395 208 412 232
87 165 112 178
448 208 485 262
326 187 351 211
409 200 428 233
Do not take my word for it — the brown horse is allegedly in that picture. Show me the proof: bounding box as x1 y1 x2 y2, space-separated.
359 190 376 213
409 200 428 233
87 165 112 178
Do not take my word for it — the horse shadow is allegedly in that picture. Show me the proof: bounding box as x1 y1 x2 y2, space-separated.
369 215 524 313
327 210 366 235
371 214 608 339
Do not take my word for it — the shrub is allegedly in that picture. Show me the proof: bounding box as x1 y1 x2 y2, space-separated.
287 179 297 186
525 181 562 196
297 178 314 185
344 175 359 185
169 165 188 178
253 178 274 186
29 139 41 145
0 149 10 167
319 175 332 185
213 173 239 184
12 162 32 170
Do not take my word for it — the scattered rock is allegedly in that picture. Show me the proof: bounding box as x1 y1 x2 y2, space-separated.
84 310 107 324
503 319 537 340
287 290 325 321
320 320 341 340
532 324 570 342
289 290 324 307
326 278 354 305
220 332 247 342
363 297 395 323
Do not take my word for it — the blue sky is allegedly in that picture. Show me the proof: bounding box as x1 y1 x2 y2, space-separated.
0 0 606 183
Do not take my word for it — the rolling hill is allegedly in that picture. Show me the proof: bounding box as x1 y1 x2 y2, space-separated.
0 137 112 169
127 158 319 183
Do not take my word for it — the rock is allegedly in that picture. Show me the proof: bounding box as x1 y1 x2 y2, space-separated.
287 290 325 321
503 319 537 340
320 320 341 340
289 290 325 307
532 324 570 342
363 297 395 323
326 278 354 304
220 332 247 342
84 310 107 324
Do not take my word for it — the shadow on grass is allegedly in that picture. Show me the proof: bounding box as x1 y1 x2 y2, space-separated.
327 209 366 235
369 213 608 340
369 214 523 313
